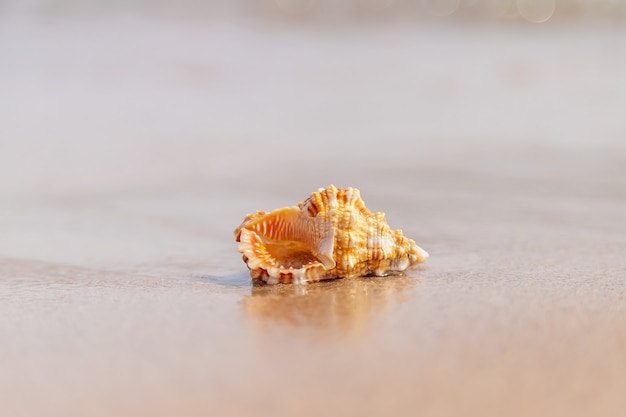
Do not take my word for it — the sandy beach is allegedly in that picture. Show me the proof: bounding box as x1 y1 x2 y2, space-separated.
1 3 626 416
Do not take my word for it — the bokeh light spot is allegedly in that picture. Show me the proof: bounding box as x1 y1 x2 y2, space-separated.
516 0 556 23
423 0 461 17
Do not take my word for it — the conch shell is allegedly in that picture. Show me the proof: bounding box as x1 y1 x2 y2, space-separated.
234 185 429 284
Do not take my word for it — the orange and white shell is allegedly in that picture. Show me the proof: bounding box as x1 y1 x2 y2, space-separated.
234 185 429 284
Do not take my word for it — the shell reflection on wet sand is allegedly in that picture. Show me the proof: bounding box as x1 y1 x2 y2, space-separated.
241 275 418 336
234 185 429 284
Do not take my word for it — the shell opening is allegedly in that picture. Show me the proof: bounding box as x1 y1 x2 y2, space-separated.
242 207 336 272
263 240 321 269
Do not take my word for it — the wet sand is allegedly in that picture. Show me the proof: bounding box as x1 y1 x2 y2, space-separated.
2 10 626 417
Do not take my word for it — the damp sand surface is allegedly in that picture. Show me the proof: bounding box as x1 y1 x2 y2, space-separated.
1 12 626 417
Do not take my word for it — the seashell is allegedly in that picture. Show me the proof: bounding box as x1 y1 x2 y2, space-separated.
234 185 429 284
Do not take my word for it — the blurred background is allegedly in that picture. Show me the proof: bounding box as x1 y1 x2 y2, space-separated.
2 0 625 268
2 0 625 196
